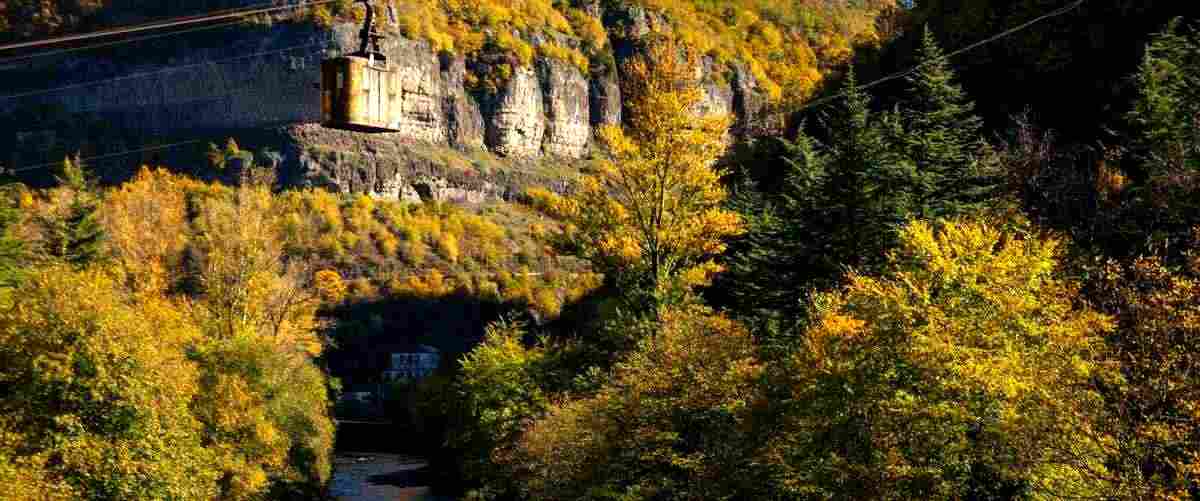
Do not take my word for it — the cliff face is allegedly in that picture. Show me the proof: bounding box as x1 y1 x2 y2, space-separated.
0 8 769 199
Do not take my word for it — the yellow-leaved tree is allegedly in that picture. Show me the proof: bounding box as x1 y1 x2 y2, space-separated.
0 267 217 500
188 185 333 499
763 218 1116 499
101 167 191 293
192 186 323 352
531 36 742 308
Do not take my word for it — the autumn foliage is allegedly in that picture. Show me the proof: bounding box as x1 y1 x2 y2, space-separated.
5 7 1200 501
436 15 1200 501
769 219 1114 498
507 306 762 500
1091 238 1200 498
0 169 334 500
531 38 742 307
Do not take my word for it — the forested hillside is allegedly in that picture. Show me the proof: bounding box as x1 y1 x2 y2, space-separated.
431 7 1200 499
376 0 889 102
863 0 1184 140
2 0 891 102
2 1 1200 500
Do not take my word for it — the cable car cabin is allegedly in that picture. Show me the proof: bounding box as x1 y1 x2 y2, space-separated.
321 0 397 133
321 53 398 133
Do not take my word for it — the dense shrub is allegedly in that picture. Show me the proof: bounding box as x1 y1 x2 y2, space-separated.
1089 232 1200 499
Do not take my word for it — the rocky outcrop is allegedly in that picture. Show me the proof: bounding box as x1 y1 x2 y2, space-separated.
700 78 736 119
483 67 546 158
283 123 557 204
603 2 660 42
440 54 486 149
540 59 591 158
385 36 448 144
730 63 778 136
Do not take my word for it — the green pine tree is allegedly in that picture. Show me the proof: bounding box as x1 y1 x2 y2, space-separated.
726 71 910 318
39 199 105 267
1129 18 1200 174
63 199 104 266
723 130 829 319
821 70 913 269
897 26 993 218
726 46 997 320
40 155 106 267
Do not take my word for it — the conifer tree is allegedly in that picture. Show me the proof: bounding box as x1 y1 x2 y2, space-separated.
897 27 992 217
53 199 105 266
40 155 105 267
727 38 997 319
820 70 911 268
723 131 828 319
726 71 908 317
1129 18 1200 174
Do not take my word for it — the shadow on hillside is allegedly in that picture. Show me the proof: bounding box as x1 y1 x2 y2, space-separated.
325 293 505 374
324 284 612 386
324 286 612 451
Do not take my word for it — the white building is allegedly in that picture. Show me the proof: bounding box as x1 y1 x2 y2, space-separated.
382 345 440 382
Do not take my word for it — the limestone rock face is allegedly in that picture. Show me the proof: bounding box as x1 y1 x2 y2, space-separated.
731 63 777 136
697 57 735 118
540 59 591 158
440 54 486 149
603 3 659 41
484 67 546 158
387 37 448 144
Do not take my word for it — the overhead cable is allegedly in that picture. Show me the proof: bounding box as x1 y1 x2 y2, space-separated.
0 19 248 66
0 42 326 101
796 0 1088 112
0 0 340 54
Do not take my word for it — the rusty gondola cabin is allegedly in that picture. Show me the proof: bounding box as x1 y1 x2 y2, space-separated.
321 54 397 132
320 0 398 133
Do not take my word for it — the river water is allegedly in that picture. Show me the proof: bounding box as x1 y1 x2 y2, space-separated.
329 453 456 501
330 420 457 501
